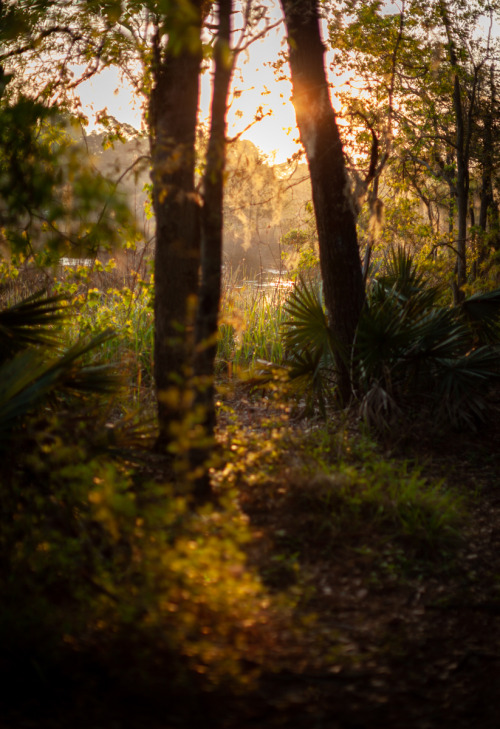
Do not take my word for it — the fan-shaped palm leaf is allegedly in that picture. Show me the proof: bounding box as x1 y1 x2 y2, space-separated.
458 288 500 345
0 329 120 448
0 289 68 362
283 276 336 358
282 276 341 410
432 346 500 429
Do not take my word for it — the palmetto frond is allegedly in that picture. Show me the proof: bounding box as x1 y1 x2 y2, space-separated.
379 246 428 298
0 329 120 446
0 290 68 362
432 347 500 428
282 276 339 411
458 288 500 345
368 247 441 316
282 246 500 429
283 276 336 360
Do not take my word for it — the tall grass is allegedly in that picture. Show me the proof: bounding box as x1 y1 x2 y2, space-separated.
3 260 291 400
217 280 291 373
65 275 290 389
64 281 155 405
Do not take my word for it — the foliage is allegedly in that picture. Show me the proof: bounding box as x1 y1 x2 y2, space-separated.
0 417 277 698
0 287 283 701
357 247 500 431
0 289 123 450
62 278 156 403
282 248 500 432
280 214 320 277
328 0 500 286
218 406 465 588
217 281 289 373
282 459 464 554
282 276 338 414
0 95 137 266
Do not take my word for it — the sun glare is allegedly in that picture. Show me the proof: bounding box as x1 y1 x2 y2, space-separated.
75 2 305 164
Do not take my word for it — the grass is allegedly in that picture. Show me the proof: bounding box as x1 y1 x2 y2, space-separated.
62 280 155 405
216 403 466 588
217 281 290 372
3 261 489 729
41 268 291 401
52 269 464 574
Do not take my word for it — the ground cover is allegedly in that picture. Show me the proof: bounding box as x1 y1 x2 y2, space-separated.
207 383 500 728
3 271 500 729
4 377 500 729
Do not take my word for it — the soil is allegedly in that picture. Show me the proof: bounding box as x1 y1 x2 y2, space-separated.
205 385 500 729
3 385 500 729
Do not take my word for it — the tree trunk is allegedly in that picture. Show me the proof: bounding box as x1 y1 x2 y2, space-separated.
477 65 496 267
149 6 203 452
439 0 469 288
280 0 365 402
190 0 233 499
453 72 468 287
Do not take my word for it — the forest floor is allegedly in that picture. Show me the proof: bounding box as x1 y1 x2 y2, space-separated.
203 382 500 729
4 382 500 729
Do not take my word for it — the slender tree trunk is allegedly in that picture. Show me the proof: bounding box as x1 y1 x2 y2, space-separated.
149 5 203 451
477 65 496 268
453 70 468 287
439 0 469 288
190 0 233 499
280 0 365 402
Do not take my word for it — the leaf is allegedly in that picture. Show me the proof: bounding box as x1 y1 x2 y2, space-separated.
0 290 68 362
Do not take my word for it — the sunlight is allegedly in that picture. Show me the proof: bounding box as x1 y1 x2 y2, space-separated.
73 65 144 131
74 5 303 163
221 69 300 163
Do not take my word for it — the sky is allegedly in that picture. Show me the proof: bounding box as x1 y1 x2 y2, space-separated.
68 0 500 164
76 2 302 163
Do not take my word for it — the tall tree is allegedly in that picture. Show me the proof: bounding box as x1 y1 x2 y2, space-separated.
280 0 365 402
190 0 233 495
147 2 204 452
0 0 279 497
477 63 499 259
328 0 407 278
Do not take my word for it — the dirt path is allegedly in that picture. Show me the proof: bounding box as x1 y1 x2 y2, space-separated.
4 392 500 729
207 390 500 729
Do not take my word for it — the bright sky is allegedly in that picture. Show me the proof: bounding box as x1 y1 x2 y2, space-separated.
76 2 302 164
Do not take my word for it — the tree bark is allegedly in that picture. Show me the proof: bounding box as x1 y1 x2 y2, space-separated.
438 0 470 288
478 65 496 264
149 6 203 451
190 0 233 499
452 71 468 287
280 0 365 402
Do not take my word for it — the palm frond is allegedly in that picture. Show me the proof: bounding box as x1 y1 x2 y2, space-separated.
379 246 427 297
0 329 120 447
404 309 469 359
432 346 500 429
56 330 122 394
369 247 441 315
458 287 500 345
283 276 334 355
355 297 411 383
0 290 68 362
282 276 340 411
285 348 335 416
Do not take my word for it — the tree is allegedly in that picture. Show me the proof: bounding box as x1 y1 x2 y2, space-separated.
190 0 234 494
147 2 204 455
328 0 406 278
328 0 500 293
0 0 279 499
280 0 365 402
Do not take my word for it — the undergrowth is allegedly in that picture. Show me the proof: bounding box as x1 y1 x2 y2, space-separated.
217 402 466 585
